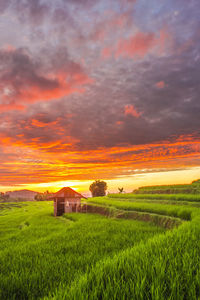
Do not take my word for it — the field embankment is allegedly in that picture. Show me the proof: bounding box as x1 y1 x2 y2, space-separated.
83 202 183 229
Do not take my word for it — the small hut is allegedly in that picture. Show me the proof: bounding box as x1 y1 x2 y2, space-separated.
50 187 86 216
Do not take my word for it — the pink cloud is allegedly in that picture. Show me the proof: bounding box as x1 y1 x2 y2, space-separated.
124 105 142 118
117 32 156 58
101 47 112 58
155 81 165 89
115 28 172 59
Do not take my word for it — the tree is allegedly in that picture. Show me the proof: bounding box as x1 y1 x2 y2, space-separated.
118 187 124 193
34 193 43 201
34 191 50 201
89 180 107 197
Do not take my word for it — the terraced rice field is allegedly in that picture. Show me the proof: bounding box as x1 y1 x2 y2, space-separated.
1 193 200 299
134 182 200 194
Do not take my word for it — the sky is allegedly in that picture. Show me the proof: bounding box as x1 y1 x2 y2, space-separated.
0 0 200 195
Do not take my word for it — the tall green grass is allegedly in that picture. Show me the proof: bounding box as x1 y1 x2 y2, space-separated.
0 201 163 299
48 196 200 300
108 192 200 202
57 216 200 300
1 195 200 300
134 183 200 194
87 197 194 220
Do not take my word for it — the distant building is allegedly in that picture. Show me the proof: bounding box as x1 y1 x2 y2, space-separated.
49 187 86 216
5 189 38 201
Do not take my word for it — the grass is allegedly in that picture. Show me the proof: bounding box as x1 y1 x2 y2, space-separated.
0 201 163 299
86 196 194 220
1 193 200 300
60 216 200 300
108 192 200 202
134 183 200 194
49 195 200 300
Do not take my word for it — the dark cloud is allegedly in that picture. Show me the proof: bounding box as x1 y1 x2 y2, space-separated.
0 46 92 109
0 0 50 24
0 0 99 26
14 0 50 24
0 0 10 13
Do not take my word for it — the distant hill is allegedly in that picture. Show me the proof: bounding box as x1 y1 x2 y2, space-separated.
5 189 38 200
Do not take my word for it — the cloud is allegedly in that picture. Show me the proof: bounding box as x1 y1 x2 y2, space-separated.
0 132 200 185
155 81 165 89
0 0 200 188
0 47 93 110
0 0 99 26
116 29 172 59
124 105 142 118
13 0 50 25
0 1 10 13
117 31 156 58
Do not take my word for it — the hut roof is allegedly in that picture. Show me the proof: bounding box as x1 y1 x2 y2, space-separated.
49 187 87 199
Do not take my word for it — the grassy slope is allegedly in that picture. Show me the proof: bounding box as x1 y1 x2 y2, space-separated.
0 201 163 300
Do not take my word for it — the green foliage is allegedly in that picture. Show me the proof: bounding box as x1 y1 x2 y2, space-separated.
87 196 194 220
1 192 200 300
89 180 107 197
63 218 200 300
0 201 162 299
134 182 200 194
52 195 200 300
192 179 200 184
108 192 200 202
34 190 50 201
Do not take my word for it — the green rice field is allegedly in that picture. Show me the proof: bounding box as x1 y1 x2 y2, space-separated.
1 193 200 299
134 182 200 194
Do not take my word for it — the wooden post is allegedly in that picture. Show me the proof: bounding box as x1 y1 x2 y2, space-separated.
54 198 57 216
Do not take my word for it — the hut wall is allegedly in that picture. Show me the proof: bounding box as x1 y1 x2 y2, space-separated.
54 196 82 216
64 202 72 213
64 197 81 213
55 198 65 216
54 200 57 216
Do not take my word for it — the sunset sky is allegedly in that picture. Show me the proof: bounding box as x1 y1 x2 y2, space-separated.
0 0 200 195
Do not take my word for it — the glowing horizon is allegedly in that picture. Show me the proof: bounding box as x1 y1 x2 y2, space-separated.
2 167 200 196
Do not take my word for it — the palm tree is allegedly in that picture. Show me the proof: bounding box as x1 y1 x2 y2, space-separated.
118 187 124 193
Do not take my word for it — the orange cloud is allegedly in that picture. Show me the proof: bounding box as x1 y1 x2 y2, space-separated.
0 103 25 112
156 81 165 89
1 134 200 188
116 121 124 125
31 119 58 128
124 104 142 118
